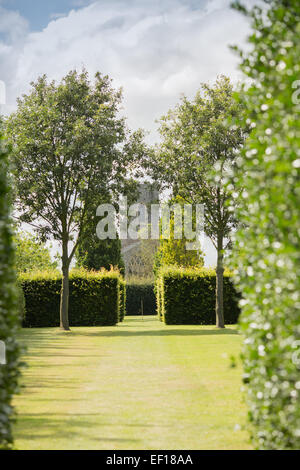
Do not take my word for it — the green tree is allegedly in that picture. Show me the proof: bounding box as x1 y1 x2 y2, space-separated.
7 70 142 330
76 192 124 273
15 232 58 273
151 76 247 327
231 0 300 449
76 229 124 274
0 124 21 449
154 237 204 271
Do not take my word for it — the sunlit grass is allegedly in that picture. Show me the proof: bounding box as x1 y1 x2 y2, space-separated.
14 316 251 450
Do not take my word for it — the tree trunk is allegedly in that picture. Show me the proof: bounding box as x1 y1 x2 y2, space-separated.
60 241 70 331
216 232 225 328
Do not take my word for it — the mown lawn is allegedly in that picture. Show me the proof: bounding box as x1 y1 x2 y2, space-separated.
13 316 251 450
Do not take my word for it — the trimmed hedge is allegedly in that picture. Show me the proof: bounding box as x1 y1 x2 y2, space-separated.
0 129 21 449
156 267 240 325
126 282 156 316
20 270 123 327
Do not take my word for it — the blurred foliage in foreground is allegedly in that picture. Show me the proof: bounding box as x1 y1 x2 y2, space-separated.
231 0 300 450
0 126 21 449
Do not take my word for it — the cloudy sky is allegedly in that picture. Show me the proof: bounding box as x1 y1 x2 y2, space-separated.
0 0 253 134
0 0 253 264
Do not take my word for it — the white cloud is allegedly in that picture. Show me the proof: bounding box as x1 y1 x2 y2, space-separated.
0 6 28 43
0 0 251 134
0 6 29 111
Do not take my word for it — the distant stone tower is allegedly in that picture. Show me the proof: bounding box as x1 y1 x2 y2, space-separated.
121 182 159 278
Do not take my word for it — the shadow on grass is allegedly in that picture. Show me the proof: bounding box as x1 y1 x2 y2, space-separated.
20 328 239 340
19 412 172 426
76 328 239 338
19 317 239 342
20 376 81 391
14 414 169 444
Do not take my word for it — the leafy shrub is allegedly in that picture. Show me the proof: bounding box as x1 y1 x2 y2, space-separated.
0 129 21 449
76 219 125 275
153 196 205 276
15 231 58 273
230 0 300 450
126 282 156 315
20 269 122 327
157 267 240 325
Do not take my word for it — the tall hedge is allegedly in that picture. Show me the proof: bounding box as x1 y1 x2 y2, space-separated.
0 129 21 449
126 282 156 316
119 279 126 322
231 0 300 449
20 270 122 327
157 267 240 325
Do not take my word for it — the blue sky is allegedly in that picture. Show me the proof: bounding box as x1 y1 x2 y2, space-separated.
0 0 94 30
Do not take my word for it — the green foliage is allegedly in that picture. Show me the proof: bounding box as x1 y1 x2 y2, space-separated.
6 69 144 329
126 282 156 316
19 269 123 327
15 231 57 273
154 237 203 271
156 267 240 325
152 75 246 244
153 199 204 277
76 230 124 274
6 70 127 242
0 127 21 449
76 193 125 274
231 0 300 450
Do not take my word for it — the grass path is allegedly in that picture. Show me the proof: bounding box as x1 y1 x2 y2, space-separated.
14 316 251 450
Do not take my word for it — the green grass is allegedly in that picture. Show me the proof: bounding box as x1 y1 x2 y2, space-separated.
13 316 251 450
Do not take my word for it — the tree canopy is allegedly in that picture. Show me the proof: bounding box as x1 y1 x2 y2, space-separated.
153 197 204 277
76 197 124 273
149 76 247 327
14 232 58 273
